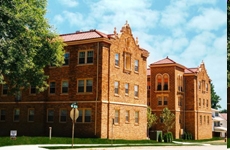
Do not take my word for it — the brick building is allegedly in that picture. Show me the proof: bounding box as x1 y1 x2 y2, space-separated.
0 22 149 140
148 57 212 140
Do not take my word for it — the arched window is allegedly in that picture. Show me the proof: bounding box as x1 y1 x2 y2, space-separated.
163 74 169 90
156 74 162 91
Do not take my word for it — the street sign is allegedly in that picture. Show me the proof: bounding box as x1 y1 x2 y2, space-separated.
70 108 79 121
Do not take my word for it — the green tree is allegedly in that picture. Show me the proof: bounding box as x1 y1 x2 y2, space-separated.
211 83 221 109
147 107 158 132
160 107 175 133
219 109 227 113
0 0 65 93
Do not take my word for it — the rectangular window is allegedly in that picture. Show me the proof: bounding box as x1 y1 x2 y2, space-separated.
77 79 93 93
47 109 54 122
206 99 208 108
206 83 208 91
125 83 129 94
134 85 139 97
135 111 139 124
203 99 205 107
60 109 67 122
63 53 69 66
114 110 120 124
207 116 209 124
78 50 94 64
62 81 69 93
13 108 20 122
135 60 139 72
49 82 56 94
204 116 206 124
114 81 119 95
158 97 162 105
198 81 201 89
2 84 8 95
125 110 130 123
124 52 131 71
30 86 36 94
163 96 168 105
76 109 91 123
28 109 34 122
0 109 6 121
200 115 202 125
115 53 120 66
85 109 91 122
199 98 201 107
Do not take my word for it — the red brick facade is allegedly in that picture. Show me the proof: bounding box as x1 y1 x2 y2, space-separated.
0 22 149 140
148 57 212 140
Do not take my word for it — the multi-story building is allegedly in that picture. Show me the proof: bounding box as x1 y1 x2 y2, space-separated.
148 57 212 140
0 22 149 140
212 108 227 138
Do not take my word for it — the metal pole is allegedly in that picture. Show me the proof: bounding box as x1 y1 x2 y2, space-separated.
72 108 75 148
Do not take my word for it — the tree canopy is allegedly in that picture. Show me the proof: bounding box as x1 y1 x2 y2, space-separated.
211 82 221 109
0 0 65 93
160 107 175 133
147 107 158 129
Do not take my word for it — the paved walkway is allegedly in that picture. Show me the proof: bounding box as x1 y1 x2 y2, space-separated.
0 144 227 150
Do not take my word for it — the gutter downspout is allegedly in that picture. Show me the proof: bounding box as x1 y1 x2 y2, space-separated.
107 45 111 139
95 42 99 136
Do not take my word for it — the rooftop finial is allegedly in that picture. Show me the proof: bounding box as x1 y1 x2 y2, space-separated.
114 27 117 34
126 20 128 25
135 37 139 45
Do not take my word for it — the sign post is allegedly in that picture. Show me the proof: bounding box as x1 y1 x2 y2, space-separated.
70 102 79 148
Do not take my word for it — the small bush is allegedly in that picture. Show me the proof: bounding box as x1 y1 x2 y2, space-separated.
158 132 162 142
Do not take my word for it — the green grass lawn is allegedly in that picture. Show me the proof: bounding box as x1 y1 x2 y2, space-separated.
0 136 226 149
0 136 158 147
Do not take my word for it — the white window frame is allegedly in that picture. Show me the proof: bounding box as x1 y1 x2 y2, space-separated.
63 52 70 66
28 108 35 122
125 110 130 123
135 111 139 124
77 79 93 93
134 60 139 72
62 80 69 94
114 81 119 95
125 83 129 95
59 109 67 123
114 110 120 124
134 85 139 97
115 53 120 66
47 109 54 123
78 50 94 65
49 81 56 94
76 108 92 123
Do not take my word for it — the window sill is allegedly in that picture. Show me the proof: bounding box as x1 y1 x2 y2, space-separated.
77 63 94 66
114 94 120 97
60 93 68 95
134 97 139 100
134 123 139 126
76 92 93 95
115 65 120 69
134 71 139 74
76 122 92 124
59 122 67 123
29 94 37 96
125 121 130 124
155 90 170 93
125 93 129 96
123 69 131 74
113 123 120 126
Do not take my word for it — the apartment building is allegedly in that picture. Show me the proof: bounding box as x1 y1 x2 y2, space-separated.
0 22 149 140
148 57 212 140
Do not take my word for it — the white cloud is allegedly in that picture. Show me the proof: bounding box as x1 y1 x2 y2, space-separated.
187 8 226 31
160 0 188 27
58 0 78 7
53 14 64 24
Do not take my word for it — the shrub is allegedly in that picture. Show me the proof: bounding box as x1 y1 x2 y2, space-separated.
168 132 173 142
158 132 162 142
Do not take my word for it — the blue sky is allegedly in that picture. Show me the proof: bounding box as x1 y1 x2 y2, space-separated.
46 0 227 109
